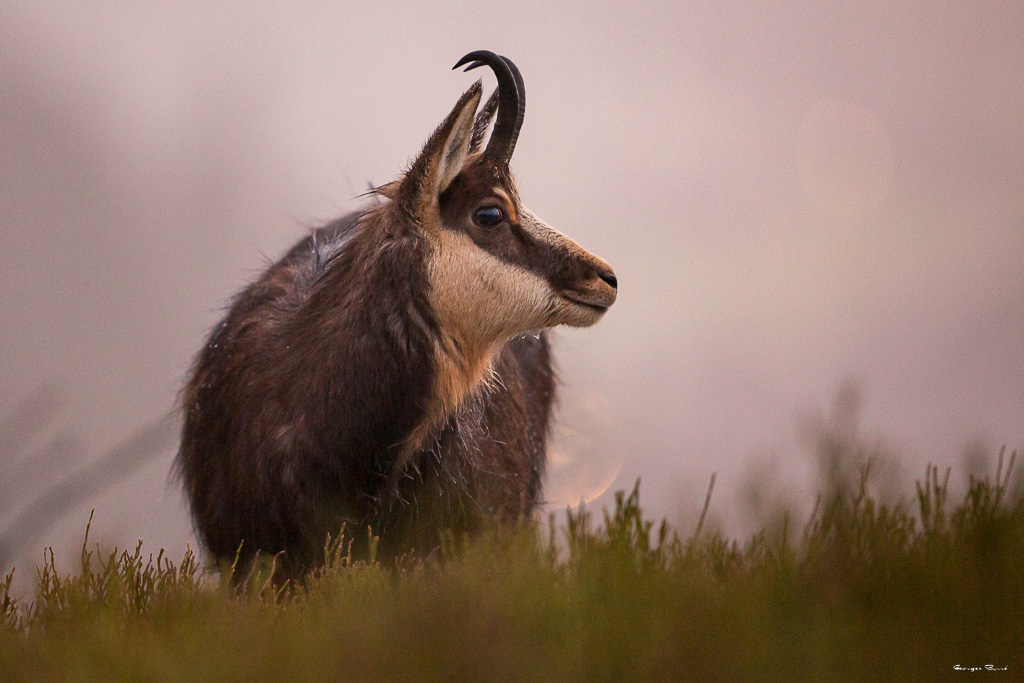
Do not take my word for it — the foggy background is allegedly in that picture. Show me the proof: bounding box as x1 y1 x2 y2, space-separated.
1 1 1022 582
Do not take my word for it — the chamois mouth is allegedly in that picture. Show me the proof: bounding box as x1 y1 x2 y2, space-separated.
560 293 611 314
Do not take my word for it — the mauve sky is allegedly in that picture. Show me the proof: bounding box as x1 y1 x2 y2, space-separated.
1 1 1022 577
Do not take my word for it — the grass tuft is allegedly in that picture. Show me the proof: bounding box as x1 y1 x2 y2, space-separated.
1 452 1022 680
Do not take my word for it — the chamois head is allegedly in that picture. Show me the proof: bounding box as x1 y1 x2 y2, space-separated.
380 51 617 357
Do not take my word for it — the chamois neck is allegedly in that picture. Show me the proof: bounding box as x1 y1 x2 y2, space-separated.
292 218 440 467
294 212 499 465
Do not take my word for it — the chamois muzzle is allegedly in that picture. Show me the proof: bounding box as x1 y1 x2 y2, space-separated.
453 50 525 165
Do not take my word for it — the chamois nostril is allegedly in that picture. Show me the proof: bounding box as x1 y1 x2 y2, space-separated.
598 269 617 290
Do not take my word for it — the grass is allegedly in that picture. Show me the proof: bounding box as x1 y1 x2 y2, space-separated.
1 451 1022 682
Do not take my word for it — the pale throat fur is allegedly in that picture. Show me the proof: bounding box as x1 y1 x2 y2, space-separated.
395 200 561 465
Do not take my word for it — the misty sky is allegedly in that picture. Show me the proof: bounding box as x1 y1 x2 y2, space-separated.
1 1 1022 577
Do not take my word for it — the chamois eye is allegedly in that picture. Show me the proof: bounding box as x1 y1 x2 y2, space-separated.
473 206 504 228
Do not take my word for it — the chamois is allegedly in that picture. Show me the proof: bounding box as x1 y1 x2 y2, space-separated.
178 51 617 579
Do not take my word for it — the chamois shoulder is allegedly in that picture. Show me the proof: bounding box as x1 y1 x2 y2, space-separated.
225 210 366 326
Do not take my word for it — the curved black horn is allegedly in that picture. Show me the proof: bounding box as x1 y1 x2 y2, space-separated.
453 50 525 165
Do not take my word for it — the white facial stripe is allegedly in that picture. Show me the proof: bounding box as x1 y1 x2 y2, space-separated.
427 228 554 347
417 227 557 439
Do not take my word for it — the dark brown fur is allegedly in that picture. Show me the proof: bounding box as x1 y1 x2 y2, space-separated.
180 206 553 578
178 58 613 581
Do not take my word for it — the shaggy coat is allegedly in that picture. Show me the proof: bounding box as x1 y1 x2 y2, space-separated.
178 53 616 578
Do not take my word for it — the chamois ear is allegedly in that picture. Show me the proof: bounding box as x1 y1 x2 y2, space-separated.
469 89 499 154
396 81 482 218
